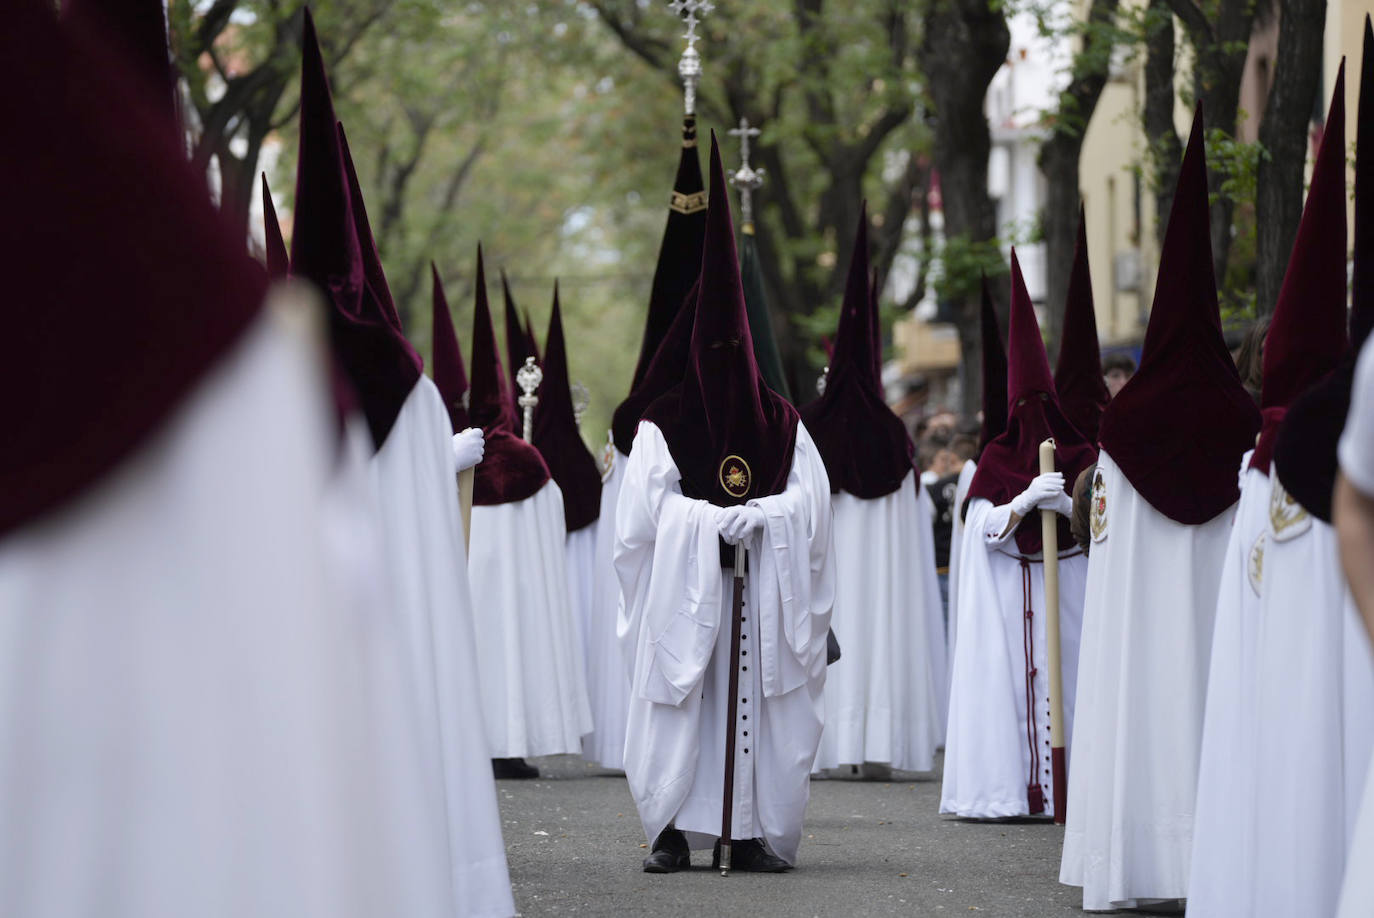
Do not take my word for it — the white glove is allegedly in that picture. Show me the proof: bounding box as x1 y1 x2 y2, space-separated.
1009 472 1066 518
452 428 485 472
716 505 766 546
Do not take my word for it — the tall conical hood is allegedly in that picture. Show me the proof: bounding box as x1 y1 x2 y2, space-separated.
968 251 1097 554
740 228 792 398
467 247 550 505
502 271 533 416
978 274 1010 454
63 0 177 132
430 263 470 433
524 310 541 363
261 173 289 280
532 285 602 531
1098 106 1260 523
611 116 707 454
2 0 264 537
801 204 915 497
1275 32 1370 522
642 132 799 506
1252 65 1348 474
1053 208 1108 443
288 9 420 450
337 122 408 336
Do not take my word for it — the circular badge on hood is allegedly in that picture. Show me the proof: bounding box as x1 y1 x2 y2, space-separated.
719 455 752 499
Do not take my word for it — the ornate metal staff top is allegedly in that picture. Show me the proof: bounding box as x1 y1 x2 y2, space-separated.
728 117 764 232
516 357 543 442
669 0 712 116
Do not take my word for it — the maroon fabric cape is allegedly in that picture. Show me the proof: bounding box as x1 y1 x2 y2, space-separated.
532 286 603 531
967 250 1097 554
466 247 552 506
431 264 471 433
1275 23 1374 521
1 0 264 538
978 274 1010 455
643 132 799 506
1053 208 1109 444
1250 68 1348 475
1097 107 1260 524
612 117 708 455
262 174 290 280
288 10 421 451
800 204 916 499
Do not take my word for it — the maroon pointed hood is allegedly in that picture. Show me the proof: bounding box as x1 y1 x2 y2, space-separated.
1252 66 1348 474
979 274 1010 455
532 284 602 531
2 0 264 538
63 0 177 132
1054 208 1108 443
1098 106 1260 523
431 263 470 433
612 117 708 454
1275 32 1371 522
643 132 799 506
801 204 916 498
502 271 535 416
288 9 420 451
524 310 541 363
967 250 1098 553
261 173 289 280
337 122 411 339
467 248 551 505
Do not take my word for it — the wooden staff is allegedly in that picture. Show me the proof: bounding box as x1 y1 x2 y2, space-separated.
719 542 746 876
458 467 475 555
1039 439 1067 824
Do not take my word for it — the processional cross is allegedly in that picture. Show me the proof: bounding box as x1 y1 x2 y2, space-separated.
668 0 713 115
728 117 764 229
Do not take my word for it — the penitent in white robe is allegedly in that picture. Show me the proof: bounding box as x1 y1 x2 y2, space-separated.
584 444 632 769
940 497 1087 820
1246 472 1374 918
1060 450 1232 911
814 471 946 772
369 374 516 918
1185 463 1268 918
470 481 593 758
0 304 462 917
566 519 599 690
616 422 835 864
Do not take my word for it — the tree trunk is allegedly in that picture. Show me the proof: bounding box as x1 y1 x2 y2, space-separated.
1255 0 1326 315
1038 0 1121 363
920 0 1010 416
1143 0 1181 247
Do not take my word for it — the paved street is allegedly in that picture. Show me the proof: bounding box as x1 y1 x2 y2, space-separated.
498 754 1086 917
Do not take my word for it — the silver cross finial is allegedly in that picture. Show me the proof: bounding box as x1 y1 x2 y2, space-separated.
669 0 713 115
516 357 543 443
729 117 766 228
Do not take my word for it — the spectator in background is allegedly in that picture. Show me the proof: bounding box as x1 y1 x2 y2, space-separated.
1233 316 1270 406
1102 352 1136 398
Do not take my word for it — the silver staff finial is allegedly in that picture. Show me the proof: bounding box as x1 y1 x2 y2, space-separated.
669 0 713 116
816 365 829 396
729 117 765 229
570 381 591 429
516 357 543 442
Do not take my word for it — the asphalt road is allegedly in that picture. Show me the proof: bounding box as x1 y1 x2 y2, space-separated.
497 753 1090 917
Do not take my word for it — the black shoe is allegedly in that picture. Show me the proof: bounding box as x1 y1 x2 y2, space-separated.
712 837 792 872
491 757 539 779
642 828 690 873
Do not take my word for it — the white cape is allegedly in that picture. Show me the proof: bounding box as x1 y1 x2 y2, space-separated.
583 445 631 769
0 306 461 917
1248 472 1374 918
1060 450 1232 911
1185 464 1268 917
945 458 977 699
616 422 835 864
814 471 946 772
469 481 593 758
370 374 516 917
940 496 1086 819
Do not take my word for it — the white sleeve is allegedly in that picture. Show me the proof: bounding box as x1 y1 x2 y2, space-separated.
1340 337 1374 498
980 502 1017 547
